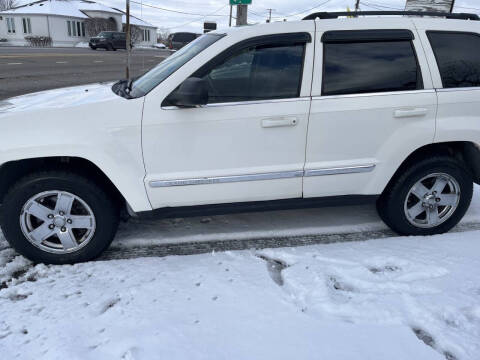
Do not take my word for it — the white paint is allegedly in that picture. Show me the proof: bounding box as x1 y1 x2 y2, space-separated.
0 17 479 214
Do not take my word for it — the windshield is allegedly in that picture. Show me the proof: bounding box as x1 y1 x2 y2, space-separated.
129 33 224 98
98 32 112 38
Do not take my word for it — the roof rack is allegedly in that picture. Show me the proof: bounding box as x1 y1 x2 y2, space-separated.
303 11 480 21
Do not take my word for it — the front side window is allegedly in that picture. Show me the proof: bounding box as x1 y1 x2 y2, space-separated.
427 31 480 88
130 34 224 98
194 43 305 103
323 40 422 96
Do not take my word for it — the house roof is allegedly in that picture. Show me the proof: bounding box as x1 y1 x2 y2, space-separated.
0 0 146 22
121 14 155 28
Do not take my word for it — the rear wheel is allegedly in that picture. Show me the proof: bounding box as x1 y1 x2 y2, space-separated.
1 171 119 264
377 156 473 236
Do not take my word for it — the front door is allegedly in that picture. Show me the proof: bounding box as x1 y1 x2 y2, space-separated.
142 28 315 208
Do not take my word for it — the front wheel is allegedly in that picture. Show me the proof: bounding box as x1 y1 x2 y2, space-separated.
377 156 473 236
1 171 119 264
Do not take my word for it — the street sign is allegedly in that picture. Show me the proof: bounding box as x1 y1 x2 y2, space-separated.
230 0 252 5
405 0 454 12
204 22 217 33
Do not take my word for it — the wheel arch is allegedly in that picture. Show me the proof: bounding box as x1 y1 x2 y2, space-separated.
382 141 480 194
0 157 131 216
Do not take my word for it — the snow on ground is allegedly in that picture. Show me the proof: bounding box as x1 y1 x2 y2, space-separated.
74 42 89 48
1 187 480 359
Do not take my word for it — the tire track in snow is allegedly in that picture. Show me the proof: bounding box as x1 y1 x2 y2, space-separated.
100 222 480 261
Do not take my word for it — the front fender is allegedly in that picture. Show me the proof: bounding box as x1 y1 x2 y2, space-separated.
0 87 152 212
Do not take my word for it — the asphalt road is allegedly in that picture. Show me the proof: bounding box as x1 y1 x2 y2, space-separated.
0 46 171 100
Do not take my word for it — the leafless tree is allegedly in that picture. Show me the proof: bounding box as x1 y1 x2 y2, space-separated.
84 17 117 37
157 28 170 44
122 24 142 44
0 0 18 11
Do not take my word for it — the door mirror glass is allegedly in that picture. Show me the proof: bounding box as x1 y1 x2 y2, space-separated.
167 77 208 108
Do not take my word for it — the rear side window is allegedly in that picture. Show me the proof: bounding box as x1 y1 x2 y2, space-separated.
322 40 422 96
174 33 197 43
196 43 305 103
427 31 480 88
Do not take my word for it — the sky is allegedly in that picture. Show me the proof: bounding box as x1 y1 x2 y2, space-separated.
18 0 480 33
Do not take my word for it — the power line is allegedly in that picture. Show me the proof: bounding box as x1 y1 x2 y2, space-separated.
455 5 480 11
361 1 403 10
163 5 228 30
272 0 335 19
130 1 230 17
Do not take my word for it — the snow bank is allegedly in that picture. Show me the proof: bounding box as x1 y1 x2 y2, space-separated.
1 229 480 359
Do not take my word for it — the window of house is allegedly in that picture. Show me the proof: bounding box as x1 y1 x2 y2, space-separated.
6 17 16 34
322 37 422 96
427 31 480 88
22 18 32 34
192 42 305 104
142 29 150 42
67 20 84 37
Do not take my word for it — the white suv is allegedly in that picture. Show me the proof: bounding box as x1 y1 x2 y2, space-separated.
1 11 480 264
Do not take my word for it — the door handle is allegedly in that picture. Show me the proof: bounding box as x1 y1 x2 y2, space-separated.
394 108 428 118
261 117 298 128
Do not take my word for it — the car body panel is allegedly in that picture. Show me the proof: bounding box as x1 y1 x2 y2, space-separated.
0 84 151 212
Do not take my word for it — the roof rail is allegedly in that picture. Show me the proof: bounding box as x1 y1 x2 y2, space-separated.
303 11 480 21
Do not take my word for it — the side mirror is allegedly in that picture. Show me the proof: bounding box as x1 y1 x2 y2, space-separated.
168 77 208 108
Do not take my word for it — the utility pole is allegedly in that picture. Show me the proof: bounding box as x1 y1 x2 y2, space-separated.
229 5 233 27
236 4 248 26
266 8 274 23
355 0 360 12
125 0 131 81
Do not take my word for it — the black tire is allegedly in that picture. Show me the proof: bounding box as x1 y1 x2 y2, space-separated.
90 46 97 50
377 156 473 236
0 171 119 264
106 43 113 51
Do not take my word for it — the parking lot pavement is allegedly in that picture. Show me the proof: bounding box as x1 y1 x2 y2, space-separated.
0 46 171 100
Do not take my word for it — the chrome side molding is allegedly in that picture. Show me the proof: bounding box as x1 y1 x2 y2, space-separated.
150 170 304 188
304 164 376 177
149 164 375 188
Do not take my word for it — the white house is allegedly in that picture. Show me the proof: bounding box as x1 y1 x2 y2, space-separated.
0 0 157 47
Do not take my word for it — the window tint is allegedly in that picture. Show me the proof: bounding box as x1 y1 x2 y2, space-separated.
198 43 304 103
131 34 224 98
427 32 480 88
323 41 421 95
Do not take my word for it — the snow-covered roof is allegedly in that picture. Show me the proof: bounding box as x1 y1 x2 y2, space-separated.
121 14 155 28
0 0 122 18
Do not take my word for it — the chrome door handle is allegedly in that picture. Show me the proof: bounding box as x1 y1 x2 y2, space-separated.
394 108 428 118
261 117 298 128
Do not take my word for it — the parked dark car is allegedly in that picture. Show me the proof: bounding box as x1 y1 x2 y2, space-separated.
89 31 127 51
168 32 200 50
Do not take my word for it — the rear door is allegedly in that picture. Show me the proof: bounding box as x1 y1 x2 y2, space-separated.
414 20 480 146
304 20 437 198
